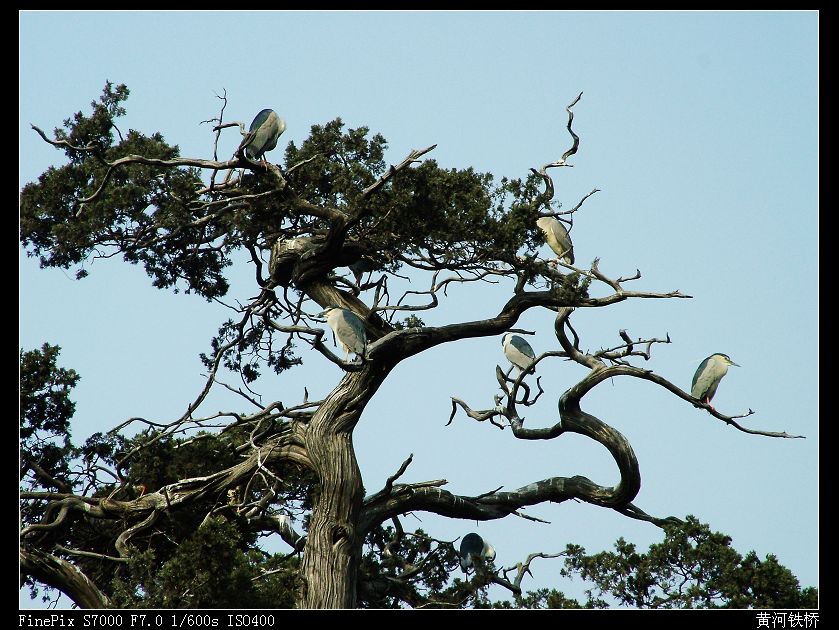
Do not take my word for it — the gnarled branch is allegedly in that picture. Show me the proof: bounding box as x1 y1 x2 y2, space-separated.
20 546 112 609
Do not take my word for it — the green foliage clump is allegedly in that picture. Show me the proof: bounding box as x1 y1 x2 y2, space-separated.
20 82 226 299
111 517 299 608
555 515 818 609
20 343 79 486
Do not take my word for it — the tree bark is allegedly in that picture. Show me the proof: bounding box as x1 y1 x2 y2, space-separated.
298 366 388 608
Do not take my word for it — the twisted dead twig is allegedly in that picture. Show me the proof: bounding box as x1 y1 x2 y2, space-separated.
529 92 585 212
382 454 414 497
500 551 565 594
595 329 672 364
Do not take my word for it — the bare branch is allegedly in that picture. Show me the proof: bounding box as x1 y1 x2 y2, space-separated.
567 187 601 215
502 551 565 592
512 510 551 524
210 121 245 134
206 89 229 187
447 398 503 428
595 329 672 363
23 459 72 494
560 91 583 162
615 503 683 528
54 545 129 564
361 145 437 198
30 124 98 153
383 454 414 497
528 93 585 212
286 154 320 176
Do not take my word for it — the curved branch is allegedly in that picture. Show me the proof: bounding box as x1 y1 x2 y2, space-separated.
362 389 649 532
615 503 683 528
528 93 584 213
30 124 98 153
22 458 73 494
560 91 583 162
498 551 565 596
407 301 796 536
553 308 802 439
115 508 160 557
359 469 664 535
20 545 112 608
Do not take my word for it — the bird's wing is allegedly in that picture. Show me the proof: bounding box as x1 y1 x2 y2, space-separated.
516 337 536 359
249 109 273 132
238 130 257 153
511 336 536 359
336 311 366 354
550 220 573 249
261 115 284 153
704 378 720 402
691 357 712 396
459 534 484 557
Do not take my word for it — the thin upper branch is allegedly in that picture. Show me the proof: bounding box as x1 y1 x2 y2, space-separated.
361 145 437 198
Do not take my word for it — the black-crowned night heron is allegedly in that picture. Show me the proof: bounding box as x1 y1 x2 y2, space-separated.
459 533 496 573
502 333 536 374
691 353 739 410
320 306 367 361
536 216 574 265
243 109 286 166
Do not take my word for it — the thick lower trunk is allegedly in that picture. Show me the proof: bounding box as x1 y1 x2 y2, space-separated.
298 432 363 608
297 368 387 608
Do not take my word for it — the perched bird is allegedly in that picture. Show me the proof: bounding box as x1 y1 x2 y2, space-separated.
502 333 536 374
691 353 739 410
243 109 286 166
459 533 496 573
320 306 367 361
536 216 574 264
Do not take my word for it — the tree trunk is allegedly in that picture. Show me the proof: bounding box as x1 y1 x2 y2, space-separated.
299 432 363 608
297 368 386 608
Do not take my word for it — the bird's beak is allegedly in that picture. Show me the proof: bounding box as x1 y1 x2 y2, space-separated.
730 361 740 367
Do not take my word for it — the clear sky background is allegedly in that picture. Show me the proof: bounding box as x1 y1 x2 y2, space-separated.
20 11 818 608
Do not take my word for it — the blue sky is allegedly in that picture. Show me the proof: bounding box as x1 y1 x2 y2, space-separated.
20 11 818 607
